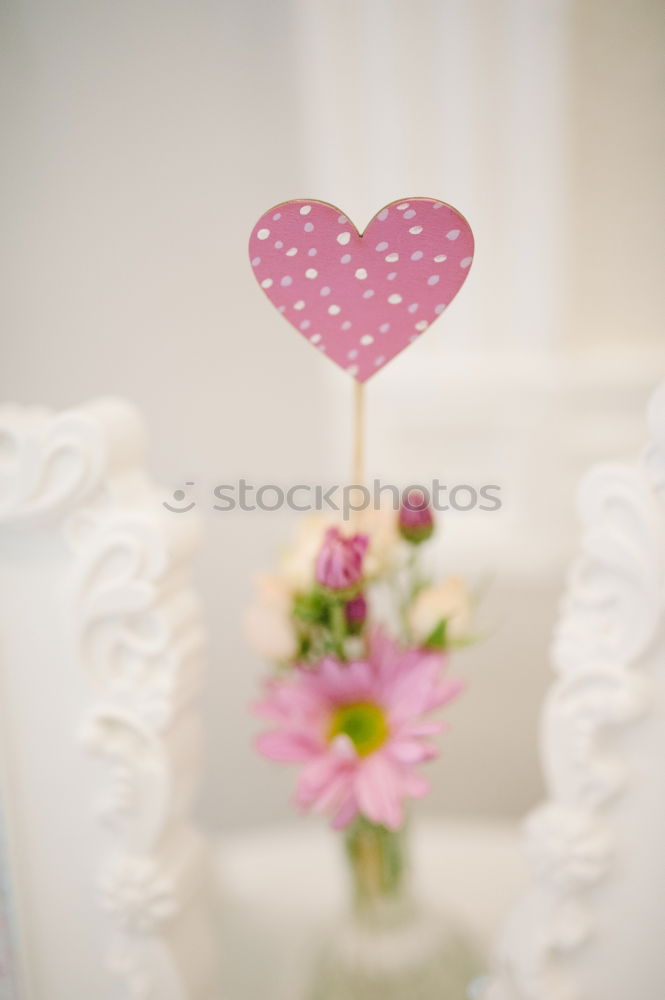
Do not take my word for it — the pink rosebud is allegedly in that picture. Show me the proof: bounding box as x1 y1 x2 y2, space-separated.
345 592 367 633
315 528 369 591
398 489 434 544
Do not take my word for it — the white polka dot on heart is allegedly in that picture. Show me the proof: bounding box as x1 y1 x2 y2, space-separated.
415 320 428 331
409 226 423 235
305 268 318 279
411 251 423 261
272 213 281 220
294 300 305 310
434 254 447 262
338 215 347 224
328 304 341 315
408 303 418 313
337 232 351 246
341 320 352 330
347 364 359 376
300 205 312 215
300 320 310 330
348 349 358 359
281 275 292 286
286 247 298 256
461 256 472 268
261 278 273 288
304 222 314 232
374 356 385 366
435 303 446 314
320 286 331 296
375 241 389 252
360 335 374 345
274 241 283 249
387 272 397 280
310 333 321 343
308 248 317 256
388 293 402 304
379 322 390 333
362 289 374 299
355 268 367 280
396 202 409 211
257 228 270 240
447 230 460 240
377 208 389 221
403 209 416 219
427 275 440 286
385 253 399 262
341 254 352 264
251 257 260 266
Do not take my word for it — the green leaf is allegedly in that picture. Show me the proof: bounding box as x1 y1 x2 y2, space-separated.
293 589 330 625
297 632 312 658
424 618 448 649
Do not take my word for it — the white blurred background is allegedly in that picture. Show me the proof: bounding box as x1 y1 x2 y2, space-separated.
2 0 664 834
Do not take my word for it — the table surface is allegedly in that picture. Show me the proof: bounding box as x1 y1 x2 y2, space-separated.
214 818 526 1000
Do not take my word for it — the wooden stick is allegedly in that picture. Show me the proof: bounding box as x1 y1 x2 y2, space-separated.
353 380 365 485
351 380 365 528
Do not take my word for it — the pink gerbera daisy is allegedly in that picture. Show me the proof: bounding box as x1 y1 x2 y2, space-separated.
254 629 464 830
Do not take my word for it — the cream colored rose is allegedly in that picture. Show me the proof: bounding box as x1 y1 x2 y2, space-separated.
407 577 471 643
354 505 402 578
243 573 298 662
279 514 336 591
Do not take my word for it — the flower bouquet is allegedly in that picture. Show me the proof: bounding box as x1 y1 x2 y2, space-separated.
246 493 481 999
246 195 479 997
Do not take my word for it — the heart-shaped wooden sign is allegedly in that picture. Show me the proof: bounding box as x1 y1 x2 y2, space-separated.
249 198 473 382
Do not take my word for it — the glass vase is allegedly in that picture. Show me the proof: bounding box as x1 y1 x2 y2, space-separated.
308 818 482 1000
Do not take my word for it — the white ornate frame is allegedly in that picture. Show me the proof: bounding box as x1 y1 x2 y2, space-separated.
486 380 665 1000
0 398 217 999
5 380 664 1000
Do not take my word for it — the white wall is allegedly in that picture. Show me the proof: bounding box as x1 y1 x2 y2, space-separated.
2 0 664 832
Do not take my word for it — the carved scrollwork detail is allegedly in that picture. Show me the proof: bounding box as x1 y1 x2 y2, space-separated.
69 507 205 727
69 479 211 990
0 399 146 526
1 400 213 998
106 937 186 1000
486 380 665 1000
524 804 612 892
541 664 647 809
553 464 664 673
99 854 178 934
80 710 173 850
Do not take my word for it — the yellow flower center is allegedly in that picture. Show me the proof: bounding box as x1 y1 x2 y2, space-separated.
329 702 389 757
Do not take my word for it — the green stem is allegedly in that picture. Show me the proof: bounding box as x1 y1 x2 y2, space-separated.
345 818 406 909
398 547 423 642
329 598 348 660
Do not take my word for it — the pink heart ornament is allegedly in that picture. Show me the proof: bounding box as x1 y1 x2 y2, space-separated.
249 198 473 382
